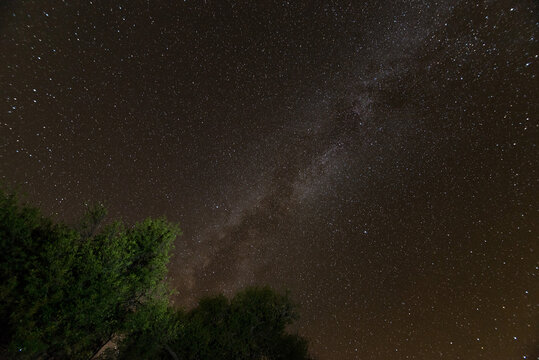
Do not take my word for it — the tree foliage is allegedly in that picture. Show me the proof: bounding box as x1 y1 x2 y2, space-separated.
172 287 310 360
118 287 310 359
0 189 311 359
0 190 179 359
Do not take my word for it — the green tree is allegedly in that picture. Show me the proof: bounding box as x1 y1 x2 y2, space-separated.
0 189 311 359
167 287 311 360
0 189 179 359
118 287 311 359
114 297 182 360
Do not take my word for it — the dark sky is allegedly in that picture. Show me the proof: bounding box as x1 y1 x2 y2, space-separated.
1 0 538 359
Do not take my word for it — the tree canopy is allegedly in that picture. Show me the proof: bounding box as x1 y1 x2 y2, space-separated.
117 288 310 360
0 189 311 359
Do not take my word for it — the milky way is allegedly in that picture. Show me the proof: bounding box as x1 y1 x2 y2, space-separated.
1 1 537 359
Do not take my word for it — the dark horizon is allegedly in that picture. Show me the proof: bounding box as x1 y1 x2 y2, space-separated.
1 1 537 359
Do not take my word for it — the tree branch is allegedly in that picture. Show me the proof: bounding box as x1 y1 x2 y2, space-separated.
89 333 114 360
164 344 179 360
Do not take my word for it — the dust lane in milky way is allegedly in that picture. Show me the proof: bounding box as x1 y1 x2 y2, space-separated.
1 1 537 359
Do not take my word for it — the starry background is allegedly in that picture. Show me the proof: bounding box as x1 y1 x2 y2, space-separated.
1 0 538 359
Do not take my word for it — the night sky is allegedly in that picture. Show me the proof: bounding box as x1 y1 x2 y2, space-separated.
1 1 538 359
